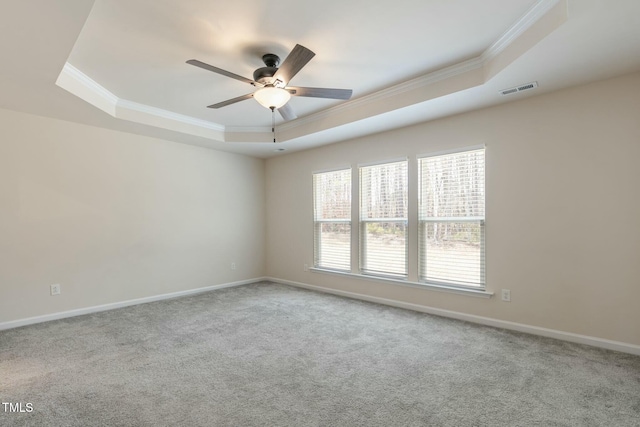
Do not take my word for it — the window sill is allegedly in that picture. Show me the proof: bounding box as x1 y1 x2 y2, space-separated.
309 268 493 299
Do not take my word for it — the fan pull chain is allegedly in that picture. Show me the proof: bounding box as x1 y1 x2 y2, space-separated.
270 107 276 143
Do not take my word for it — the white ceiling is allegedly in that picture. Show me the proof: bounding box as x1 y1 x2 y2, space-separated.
2 0 640 158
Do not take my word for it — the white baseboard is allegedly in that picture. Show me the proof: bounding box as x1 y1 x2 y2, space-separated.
267 276 640 356
0 277 267 331
4 276 639 356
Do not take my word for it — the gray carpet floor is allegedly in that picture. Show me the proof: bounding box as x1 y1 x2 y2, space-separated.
1 281 639 426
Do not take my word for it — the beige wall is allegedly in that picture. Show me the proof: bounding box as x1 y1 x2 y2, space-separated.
0 109 265 323
265 72 640 346
2 72 638 347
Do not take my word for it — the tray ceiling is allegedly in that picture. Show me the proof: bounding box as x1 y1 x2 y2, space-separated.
2 0 640 157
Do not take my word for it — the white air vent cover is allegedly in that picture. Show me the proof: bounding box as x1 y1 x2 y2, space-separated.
500 81 538 96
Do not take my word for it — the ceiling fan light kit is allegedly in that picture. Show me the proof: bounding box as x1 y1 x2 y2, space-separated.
254 86 291 109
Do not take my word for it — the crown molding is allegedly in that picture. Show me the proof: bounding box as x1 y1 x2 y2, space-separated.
60 62 119 105
56 62 118 116
56 0 567 145
225 125 271 133
280 0 566 136
279 56 485 133
57 63 226 138
116 99 225 132
482 0 562 62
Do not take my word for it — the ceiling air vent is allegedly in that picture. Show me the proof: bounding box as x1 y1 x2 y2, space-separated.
499 81 538 96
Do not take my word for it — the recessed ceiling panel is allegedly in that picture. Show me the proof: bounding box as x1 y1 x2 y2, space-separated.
67 0 538 127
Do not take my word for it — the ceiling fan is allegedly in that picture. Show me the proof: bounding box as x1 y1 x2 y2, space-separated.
186 44 353 121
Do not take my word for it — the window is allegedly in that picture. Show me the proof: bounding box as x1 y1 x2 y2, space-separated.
313 169 351 271
359 160 408 278
312 148 486 294
418 149 485 288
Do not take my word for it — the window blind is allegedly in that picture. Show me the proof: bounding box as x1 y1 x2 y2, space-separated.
359 160 408 277
419 149 485 287
313 169 351 271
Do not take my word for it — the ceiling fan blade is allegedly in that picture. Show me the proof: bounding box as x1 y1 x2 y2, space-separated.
278 103 297 121
272 44 315 86
187 59 256 85
287 86 353 100
207 93 254 109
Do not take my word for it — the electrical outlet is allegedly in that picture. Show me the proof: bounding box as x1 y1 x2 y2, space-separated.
303 264 309 271
50 284 61 296
231 262 236 270
501 289 511 302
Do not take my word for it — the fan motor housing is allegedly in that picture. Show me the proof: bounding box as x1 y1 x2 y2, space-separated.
253 53 281 85
253 67 277 85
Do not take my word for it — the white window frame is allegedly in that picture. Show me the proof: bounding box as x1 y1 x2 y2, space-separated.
313 168 352 272
310 148 492 298
418 147 486 289
358 159 409 279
